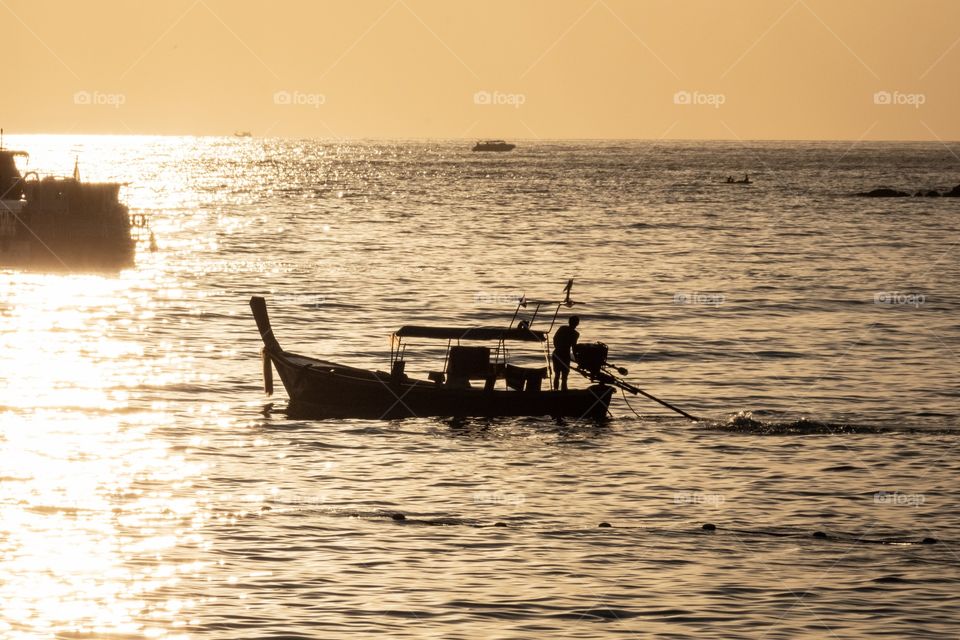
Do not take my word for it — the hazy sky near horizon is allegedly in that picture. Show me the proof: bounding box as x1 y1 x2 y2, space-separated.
6 0 960 140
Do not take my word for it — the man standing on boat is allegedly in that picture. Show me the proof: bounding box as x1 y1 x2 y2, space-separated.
552 316 580 391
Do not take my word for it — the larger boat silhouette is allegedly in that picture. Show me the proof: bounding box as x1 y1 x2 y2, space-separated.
0 138 140 270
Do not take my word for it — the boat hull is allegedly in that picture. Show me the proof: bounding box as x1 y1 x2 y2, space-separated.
1 177 136 271
268 350 614 419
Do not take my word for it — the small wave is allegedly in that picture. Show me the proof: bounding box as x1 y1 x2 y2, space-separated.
628 221 688 229
557 607 641 620
753 350 805 359
248 503 948 547
707 411 959 435
873 575 910 583
709 412 869 434
0 404 145 416
26 504 96 516
259 505 492 528
822 463 863 472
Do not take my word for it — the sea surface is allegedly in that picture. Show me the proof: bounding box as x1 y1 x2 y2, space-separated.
1 136 959 639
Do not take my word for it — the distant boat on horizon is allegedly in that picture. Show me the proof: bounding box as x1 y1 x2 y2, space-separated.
234 131 253 138
472 140 515 152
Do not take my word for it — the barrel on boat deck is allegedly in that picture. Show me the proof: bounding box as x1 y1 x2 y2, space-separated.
447 346 490 380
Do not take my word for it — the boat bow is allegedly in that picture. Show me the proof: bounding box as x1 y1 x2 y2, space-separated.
250 296 282 354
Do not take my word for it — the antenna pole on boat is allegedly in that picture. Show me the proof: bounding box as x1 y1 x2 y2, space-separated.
543 279 574 387
546 301 562 335
508 295 526 329
544 339 553 383
546 278 574 335
529 302 543 326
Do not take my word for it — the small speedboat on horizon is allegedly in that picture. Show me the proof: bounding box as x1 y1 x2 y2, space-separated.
472 140 516 152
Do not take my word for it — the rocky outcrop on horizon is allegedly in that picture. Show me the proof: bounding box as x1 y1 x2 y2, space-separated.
856 183 960 197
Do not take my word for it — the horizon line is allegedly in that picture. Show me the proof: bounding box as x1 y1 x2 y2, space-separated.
4 132 960 145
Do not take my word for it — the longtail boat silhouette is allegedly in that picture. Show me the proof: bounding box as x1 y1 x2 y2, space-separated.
250 282 697 421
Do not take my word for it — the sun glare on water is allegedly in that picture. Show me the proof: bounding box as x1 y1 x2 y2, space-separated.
0 271 206 637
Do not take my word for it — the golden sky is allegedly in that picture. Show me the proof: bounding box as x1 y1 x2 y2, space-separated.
6 0 959 140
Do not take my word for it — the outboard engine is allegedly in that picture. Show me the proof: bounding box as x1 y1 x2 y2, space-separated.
573 342 609 376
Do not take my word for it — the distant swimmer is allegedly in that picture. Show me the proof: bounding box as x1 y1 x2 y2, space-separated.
552 316 580 391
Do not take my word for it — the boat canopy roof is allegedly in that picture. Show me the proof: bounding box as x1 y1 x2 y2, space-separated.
394 325 546 342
